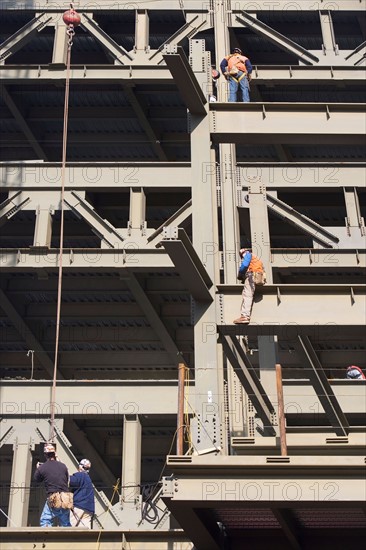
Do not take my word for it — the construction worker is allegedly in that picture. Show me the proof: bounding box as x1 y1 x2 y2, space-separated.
346 365 366 380
69 459 95 529
33 443 71 527
234 248 265 324
220 47 252 102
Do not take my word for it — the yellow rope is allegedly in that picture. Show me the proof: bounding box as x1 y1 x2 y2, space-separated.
95 478 120 550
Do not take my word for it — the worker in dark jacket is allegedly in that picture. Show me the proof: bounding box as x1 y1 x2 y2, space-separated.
33 443 71 527
69 459 95 528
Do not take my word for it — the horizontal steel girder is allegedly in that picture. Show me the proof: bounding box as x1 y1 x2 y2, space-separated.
210 104 366 145
1 380 364 418
2 0 365 11
1 249 365 272
1 65 365 84
1 163 366 191
0 163 191 190
219 284 366 328
238 164 366 189
0 380 185 417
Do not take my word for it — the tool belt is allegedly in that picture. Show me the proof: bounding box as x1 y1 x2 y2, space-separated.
48 491 73 509
252 271 266 286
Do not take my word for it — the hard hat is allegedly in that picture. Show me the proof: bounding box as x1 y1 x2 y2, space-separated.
239 248 248 257
79 458 91 470
44 443 56 454
212 68 220 80
233 47 242 54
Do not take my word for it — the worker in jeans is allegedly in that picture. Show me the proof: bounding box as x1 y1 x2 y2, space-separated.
220 47 252 102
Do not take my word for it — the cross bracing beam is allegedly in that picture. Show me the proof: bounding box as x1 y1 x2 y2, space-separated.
220 334 276 435
1 64 365 83
210 103 366 145
0 289 63 380
147 199 192 247
1 86 48 160
163 45 207 115
161 227 213 302
64 191 125 248
345 41 366 65
236 11 319 66
0 380 189 416
2 163 365 190
266 192 339 248
2 1 365 11
80 13 132 64
0 191 30 227
297 335 350 436
125 273 185 366
0 13 52 62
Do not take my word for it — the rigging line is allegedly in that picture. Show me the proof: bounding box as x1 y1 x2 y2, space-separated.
49 24 74 443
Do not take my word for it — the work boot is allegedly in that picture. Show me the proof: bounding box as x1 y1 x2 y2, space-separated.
233 316 250 324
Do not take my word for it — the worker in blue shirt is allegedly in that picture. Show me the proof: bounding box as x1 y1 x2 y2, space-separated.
234 248 265 324
220 48 253 102
70 459 95 528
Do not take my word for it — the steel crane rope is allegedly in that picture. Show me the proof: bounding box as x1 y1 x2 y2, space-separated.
49 5 81 443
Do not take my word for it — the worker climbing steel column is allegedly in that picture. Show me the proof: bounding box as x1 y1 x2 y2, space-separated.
234 248 266 324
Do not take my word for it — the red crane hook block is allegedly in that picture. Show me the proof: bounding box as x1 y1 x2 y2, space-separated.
63 9 81 27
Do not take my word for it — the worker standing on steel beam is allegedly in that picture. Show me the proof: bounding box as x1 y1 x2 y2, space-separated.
234 248 266 324
33 443 72 527
69 459 95 529
220 47 252 102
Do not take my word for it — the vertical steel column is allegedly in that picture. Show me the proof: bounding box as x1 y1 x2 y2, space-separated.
177 363 186 455
189 39 226 454
319 11 338 55
51 22 68 65
128 187 146 237
121 415 141 506
258 336 278 435
275 363 288 456
135 9 149 52
248 180 273 283
8 439 33 527
32 206 53 248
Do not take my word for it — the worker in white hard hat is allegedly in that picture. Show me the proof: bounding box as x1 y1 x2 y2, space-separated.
33 443 71 527
69 458 95 528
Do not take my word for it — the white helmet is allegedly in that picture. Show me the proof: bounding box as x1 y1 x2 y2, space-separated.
79 458 91 470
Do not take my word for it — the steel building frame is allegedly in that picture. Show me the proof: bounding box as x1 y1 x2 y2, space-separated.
0 1 365 549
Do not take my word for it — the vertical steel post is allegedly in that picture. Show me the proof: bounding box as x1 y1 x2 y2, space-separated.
8 439 33 526
121 415 141 506
275 363 288 456
177 363 185 455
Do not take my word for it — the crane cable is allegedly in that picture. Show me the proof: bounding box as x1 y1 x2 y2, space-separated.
49 10 78 443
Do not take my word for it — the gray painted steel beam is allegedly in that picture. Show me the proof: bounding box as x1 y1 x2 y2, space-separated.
345 41 366 65
238 164 366 189
0 381 192 416
122 415 141 504
163 45 207 115
0 192 31 227
147 199 192 247
297 335 349 436
1 86 48 160
161 227 213 302
236 11 319 65
2 1 364 11
125 273 185 366
221 334 276 435
64 191 125 248
266 192 339 248
1 64 365 83
0 163 191 190
271 509 301 550
211 103 366 145
0 13 52 62
80 14 133 64
7 439 33 527
2 163 365 191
